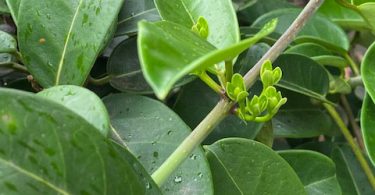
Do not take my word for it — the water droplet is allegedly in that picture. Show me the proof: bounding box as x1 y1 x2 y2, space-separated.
174 176 182 183
146 182 152 189
167 130 172 135
198 172 203 178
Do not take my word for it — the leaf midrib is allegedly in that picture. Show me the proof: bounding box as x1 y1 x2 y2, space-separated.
55 0 84 85
0 158 70 194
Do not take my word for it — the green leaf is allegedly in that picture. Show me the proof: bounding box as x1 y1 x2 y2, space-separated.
279 150 341 195
0 30 16 53
0 30 17 66
231 0 257 11
0 88 161 194
205 138 306 194
318 0 366 29
285 43 347 68
103 94 213 194
138 19 276 99
108 36 153 94
237 0 294 24
252 8 350 52
154 0 239 49
361 95 375 166
332 144 375 195
235 42 270 75
358 3 375 31
18 0 124 87
273 90 339 138
108 36 195 94
37 85 110 136
362 41 375 102
5 0 20 25
0 0 9 14
116 0 160 36
274 54 330 102
174 80 263 144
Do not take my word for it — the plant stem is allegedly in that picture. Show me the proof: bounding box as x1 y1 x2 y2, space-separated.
340 95 365 150
199 71 223 94
344 53 360 76
348 75 363 87
151 0 324 186
225 60 233 83
88 75 111 85
152 99 234 185
0 62 28 73
243 0 324 88
324 103 375 189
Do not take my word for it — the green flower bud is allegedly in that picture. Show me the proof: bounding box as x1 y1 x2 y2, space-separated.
192 16 209 39
261 60 273 76
272 67 282 85
226 73 248 102
261 70 274 88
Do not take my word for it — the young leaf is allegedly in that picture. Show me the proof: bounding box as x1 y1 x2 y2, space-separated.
154 0 240 49
17 0 124 87
37 85 110 136
0 88 161 194
252 8 350 53
361 95 375 166
138 19 277 99
205 138 306 194
362 41 375 102
103 94 213 194
278 150 341 195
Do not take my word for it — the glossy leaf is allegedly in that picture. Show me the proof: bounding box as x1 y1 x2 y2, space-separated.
108 36 153 93
5 0 20 25
17 0 124 87
361 95 375 166
37 85 110 136
285 43 347 68
232 0 256 11
279 150 341 195
318 0 366 29
285 43 332 57
138 19 276 99
237 0 294 24
273 90 339 138
0 30 17 67
0 30 16 52
174 79 263 144
205 138 306 194
0 0 9 14
155 0 239 49
358 3 375 31
103 94 213 194
332 144 375 195
252 8 350 52
116 0 160 36
0 88 161 194
362 41 375 102
274 54 330 102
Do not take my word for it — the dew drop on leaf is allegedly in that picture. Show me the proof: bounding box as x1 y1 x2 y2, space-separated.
174 176 182 183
